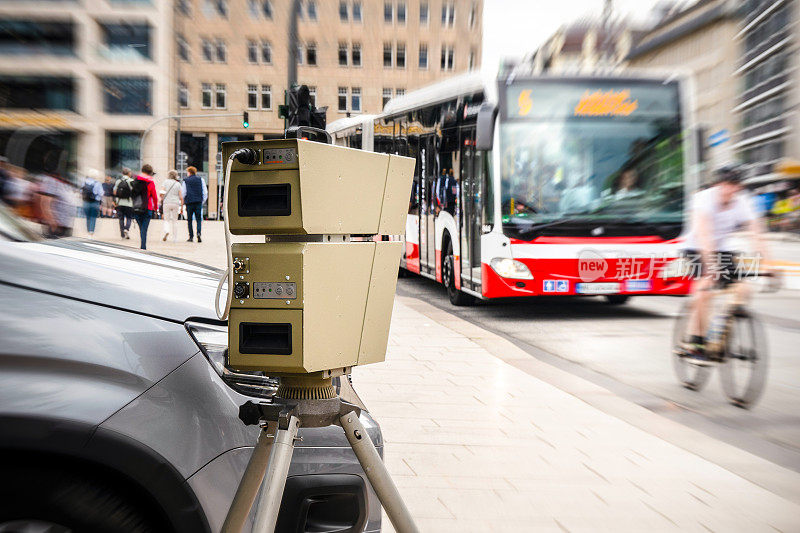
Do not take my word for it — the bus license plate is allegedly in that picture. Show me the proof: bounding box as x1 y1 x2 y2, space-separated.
576 282 621 294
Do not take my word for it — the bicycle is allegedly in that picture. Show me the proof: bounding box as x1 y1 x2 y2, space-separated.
672 267 779 409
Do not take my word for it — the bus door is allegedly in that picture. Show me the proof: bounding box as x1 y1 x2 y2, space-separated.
459 127 482 292
420 135 437 275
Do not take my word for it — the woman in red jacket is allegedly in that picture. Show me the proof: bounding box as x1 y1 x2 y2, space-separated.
133 164 160 250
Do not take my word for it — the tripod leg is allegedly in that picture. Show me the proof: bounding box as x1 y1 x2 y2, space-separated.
340 412 419 533
221 421 277 533
252 415 300 533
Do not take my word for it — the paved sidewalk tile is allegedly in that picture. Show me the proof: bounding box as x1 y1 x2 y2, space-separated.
356 298 800 532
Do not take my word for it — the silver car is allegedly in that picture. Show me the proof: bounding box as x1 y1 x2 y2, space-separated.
0 206 383 533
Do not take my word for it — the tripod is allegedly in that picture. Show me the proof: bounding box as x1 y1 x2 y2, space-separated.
221 376 418 533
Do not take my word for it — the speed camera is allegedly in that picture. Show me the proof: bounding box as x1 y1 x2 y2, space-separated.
221 139 414 375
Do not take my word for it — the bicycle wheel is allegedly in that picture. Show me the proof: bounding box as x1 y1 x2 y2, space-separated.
719 309 768 409
671 301 712 391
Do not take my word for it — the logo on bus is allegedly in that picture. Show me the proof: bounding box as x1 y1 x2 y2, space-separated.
578 249 608 282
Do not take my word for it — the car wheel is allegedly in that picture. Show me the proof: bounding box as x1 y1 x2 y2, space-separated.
605 295 630 305
443 242 475 306
0 462 160 533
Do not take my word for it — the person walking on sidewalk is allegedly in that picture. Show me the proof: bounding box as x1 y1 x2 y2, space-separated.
80 169 103 239
114 168 135 239
101 174 115 218
160 170 184 242
182 166 207 243
132 164 159 250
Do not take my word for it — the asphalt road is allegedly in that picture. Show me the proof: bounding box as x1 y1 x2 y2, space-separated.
397 275 800 473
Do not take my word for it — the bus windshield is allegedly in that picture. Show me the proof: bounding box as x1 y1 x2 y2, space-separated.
499 79 685 240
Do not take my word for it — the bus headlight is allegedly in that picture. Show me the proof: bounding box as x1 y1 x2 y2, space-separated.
490 258 534 280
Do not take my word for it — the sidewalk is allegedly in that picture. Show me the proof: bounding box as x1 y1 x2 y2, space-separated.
361 298 800 532
73 217 800 531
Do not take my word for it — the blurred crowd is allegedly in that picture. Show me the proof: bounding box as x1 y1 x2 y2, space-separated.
0 158 208 249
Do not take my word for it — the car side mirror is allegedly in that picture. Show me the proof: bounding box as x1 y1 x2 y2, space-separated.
475 103 498 151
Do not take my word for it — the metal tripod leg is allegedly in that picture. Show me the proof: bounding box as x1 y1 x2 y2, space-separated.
252 415 301 533
340 412 419 533
221 421 278 533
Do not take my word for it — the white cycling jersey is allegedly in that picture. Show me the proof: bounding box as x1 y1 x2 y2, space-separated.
683 185 757 251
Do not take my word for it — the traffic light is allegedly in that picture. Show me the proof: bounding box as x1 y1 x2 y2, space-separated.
242 111 250 129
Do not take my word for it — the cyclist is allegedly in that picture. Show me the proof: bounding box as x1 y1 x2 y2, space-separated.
679 164 773 365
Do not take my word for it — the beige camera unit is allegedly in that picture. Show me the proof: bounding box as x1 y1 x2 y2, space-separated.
222 139 415 375
222 139 412 236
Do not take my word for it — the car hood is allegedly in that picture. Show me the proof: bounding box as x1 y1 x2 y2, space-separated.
0 239 223 322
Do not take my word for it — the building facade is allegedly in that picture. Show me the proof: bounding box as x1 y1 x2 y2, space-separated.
0 0 173 181
174 0 483 217
735 0 798 181
625 0 743 174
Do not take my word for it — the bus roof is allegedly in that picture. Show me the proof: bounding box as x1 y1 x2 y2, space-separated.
380 71 488 118
327 114 376 135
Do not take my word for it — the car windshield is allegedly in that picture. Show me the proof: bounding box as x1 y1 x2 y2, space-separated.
499 80 685 240
0 202 41 242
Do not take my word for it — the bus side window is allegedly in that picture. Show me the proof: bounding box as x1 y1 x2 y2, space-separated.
482 151 494 232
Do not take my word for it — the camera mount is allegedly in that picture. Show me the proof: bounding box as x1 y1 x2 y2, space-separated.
217 139 417 532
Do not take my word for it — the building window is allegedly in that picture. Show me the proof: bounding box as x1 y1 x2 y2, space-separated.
353 1 362 21
419 43 428 69
441 45 454 70
179 81 189 108
201 39 213 61
0 75 75 111
308 86 316 106
177 0 191 16
247 84 258 109
383 42 392 67
215 39 226 62
441 2 455 27
247 0 259 18
262 0 272 18
351 87 361 112
216 0 228 17
468 49 475 70
100 23 151 60
339 0 348 21
247 40 257 63
351 42 361 66
106 132 141 173
397 2 406 24
395 88 405 97
338 42 348 66
396 43 406 68
101 76 152 115
469 2 476 29
201 83 212 108
419 3 428 25
307 0 317 20
0 20 76 56
384 2 393 23
306 42 317 65
178 34 190 61
382 88 392 108
338 87 347 112
296 44 303 65
215 83 226 108
261 41 271 63
260 84 271 109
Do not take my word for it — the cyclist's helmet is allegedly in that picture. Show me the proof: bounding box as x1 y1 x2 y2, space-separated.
714 164 744 184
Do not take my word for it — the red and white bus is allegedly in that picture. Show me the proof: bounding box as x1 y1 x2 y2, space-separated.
328 71 697 305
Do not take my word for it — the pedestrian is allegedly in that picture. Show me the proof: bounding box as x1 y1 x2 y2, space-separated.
80 169 103 238
160 170 184 241
132 164 159 250
182 166 207 242
101 174 115 217
114 168 135 239
38 172 76 238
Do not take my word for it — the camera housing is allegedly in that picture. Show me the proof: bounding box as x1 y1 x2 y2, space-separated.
222 139 414 375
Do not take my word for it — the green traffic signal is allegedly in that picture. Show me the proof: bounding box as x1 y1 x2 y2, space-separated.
243 111 250 128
